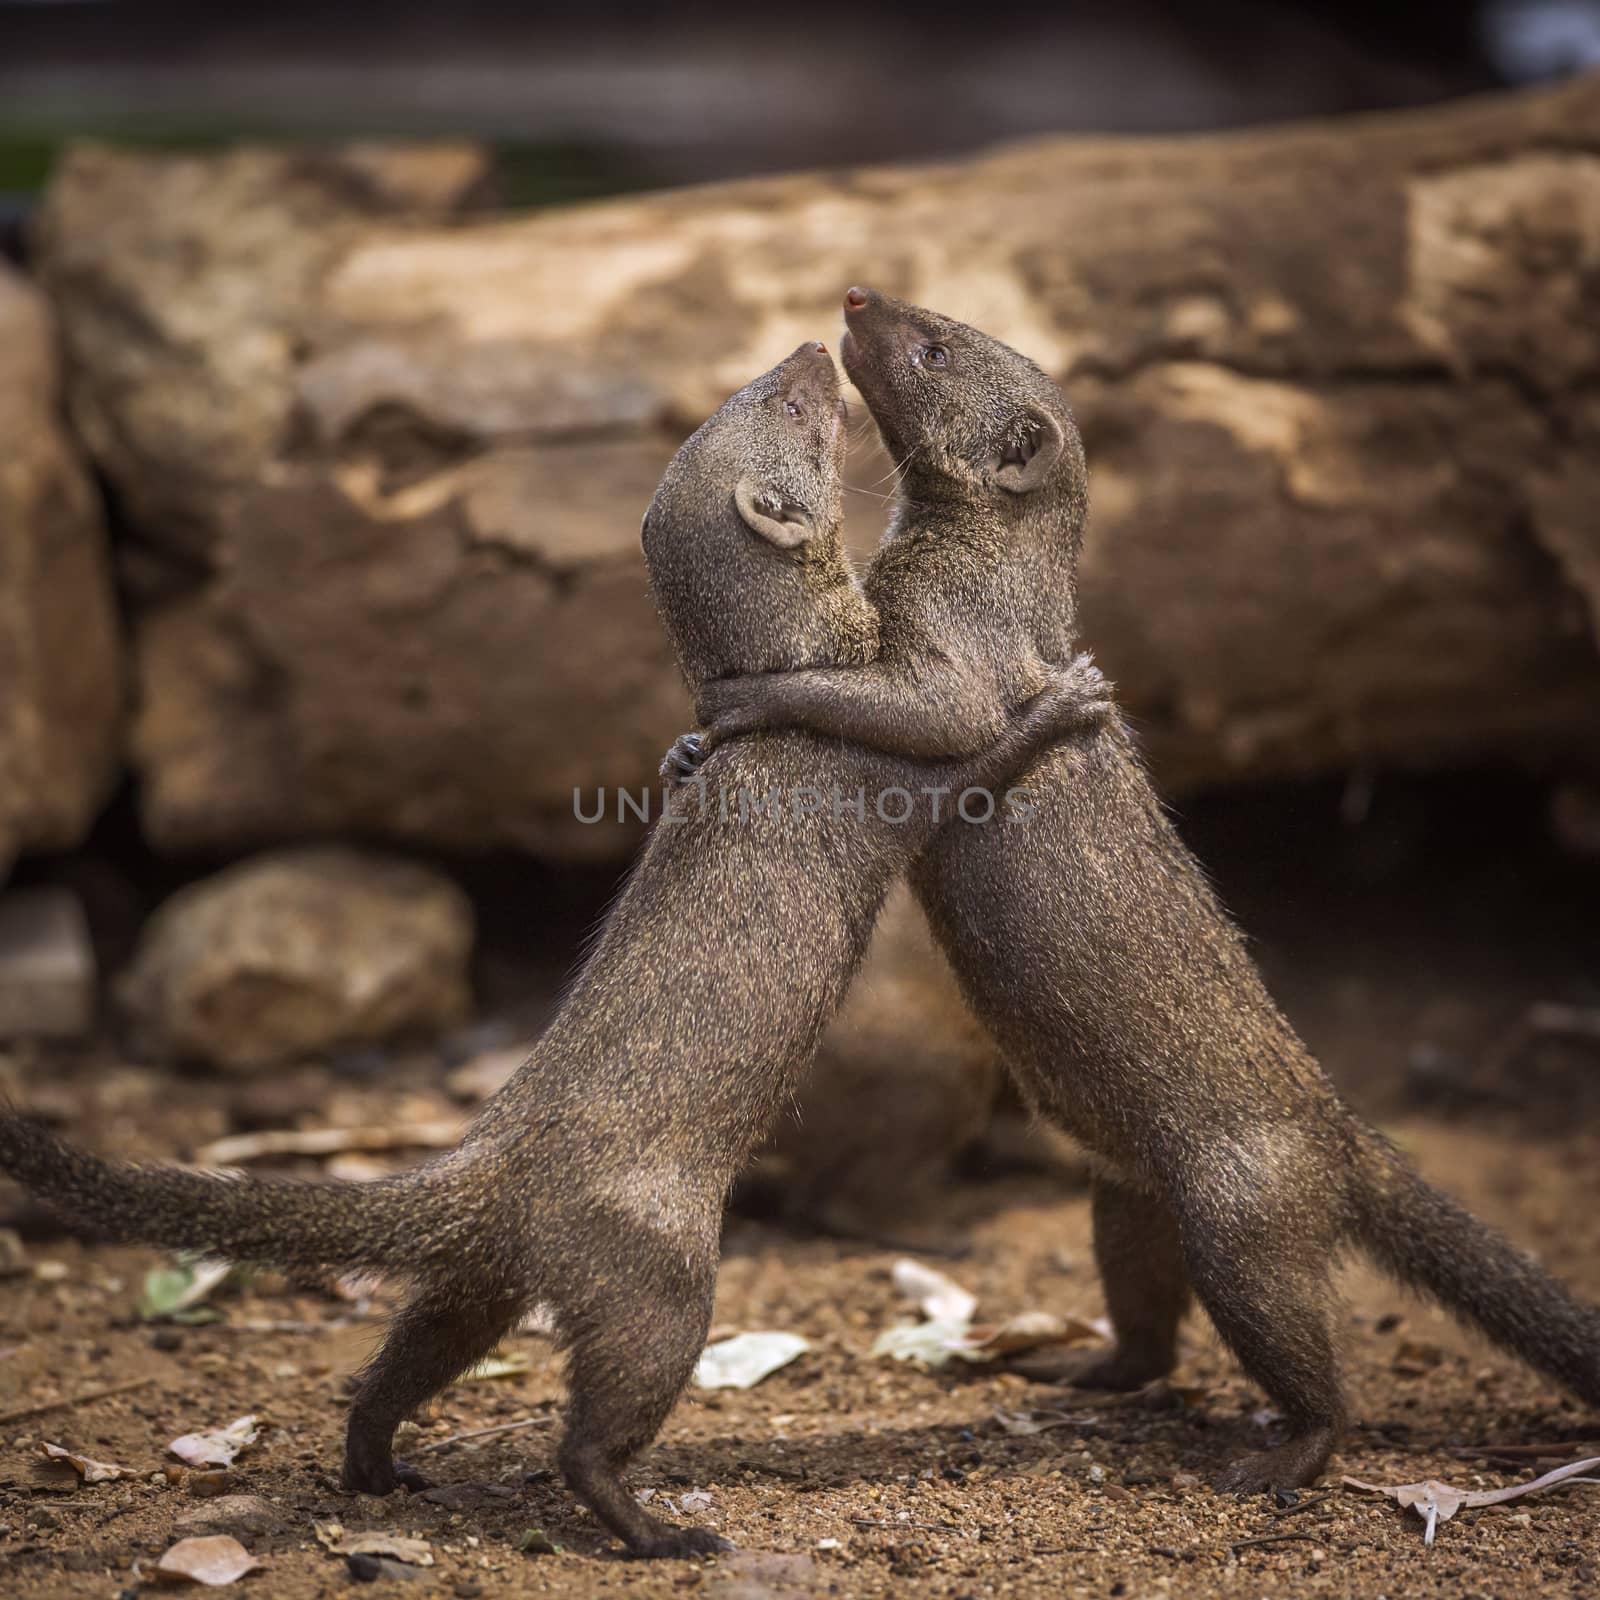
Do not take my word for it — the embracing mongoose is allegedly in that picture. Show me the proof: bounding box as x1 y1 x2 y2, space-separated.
0 342 1104 1556
693 288 1600 1493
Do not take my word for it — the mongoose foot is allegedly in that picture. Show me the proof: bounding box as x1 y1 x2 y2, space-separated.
1214 1428 1337 1496
659 731 707 787
1010 1344 1170 1390
628 1525 735 1560
340 1454 431 1495
392 1459 432 1492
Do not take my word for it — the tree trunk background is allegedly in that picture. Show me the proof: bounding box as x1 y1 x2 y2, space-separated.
32 80 1600 861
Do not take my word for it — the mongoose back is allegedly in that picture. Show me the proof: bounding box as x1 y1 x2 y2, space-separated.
0 342 1101 1556
696 289 1600 1493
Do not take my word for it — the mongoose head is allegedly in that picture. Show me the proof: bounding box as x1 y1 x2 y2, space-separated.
840 286 1087 542
643 341 871 690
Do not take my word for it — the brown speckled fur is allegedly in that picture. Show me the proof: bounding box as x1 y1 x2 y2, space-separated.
0 343 1105 1557
697 290 1600 1494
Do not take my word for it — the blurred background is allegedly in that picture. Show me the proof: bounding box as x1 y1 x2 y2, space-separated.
1 0 1598 1229
2 0 1600 228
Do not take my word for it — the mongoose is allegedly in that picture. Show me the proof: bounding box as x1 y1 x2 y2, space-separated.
0 341 1105 1556
690 288 1600 1493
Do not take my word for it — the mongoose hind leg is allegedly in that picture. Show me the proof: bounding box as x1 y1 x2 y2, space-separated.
557 1255 731 1559
344 1286 528 1495
1178 1169 1345 1494
1013 1176 1190 1388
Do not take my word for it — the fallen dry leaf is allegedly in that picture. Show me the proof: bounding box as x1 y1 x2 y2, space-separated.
140 1258 235 1323
461 1350 532 1382
993 1407 1098 1436
871 1317 992 1368
892 1259 977 1324
1344 1456 1600 1544
40 1441 135 1483
960 1310 1107 1357
1391 1338 1447 1377
193 1121 463 1166
695 1331 809 1390
319 1529 434 1566
170 1416 261 1469
156 1535 260 1585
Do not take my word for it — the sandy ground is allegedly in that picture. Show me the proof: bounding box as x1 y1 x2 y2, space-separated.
3 1047 1599 1600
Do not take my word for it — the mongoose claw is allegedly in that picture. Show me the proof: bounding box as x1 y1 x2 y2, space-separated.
659 731 707 787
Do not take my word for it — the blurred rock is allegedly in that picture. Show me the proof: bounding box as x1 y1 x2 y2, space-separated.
173 1493 287 1539
0 263 121 885
0 888 96 1040
746 885 1001 1239
445 1045 525 1104
119 847 474 1071
1550 781 1600 856
35 142 677 863
32 85 1600 868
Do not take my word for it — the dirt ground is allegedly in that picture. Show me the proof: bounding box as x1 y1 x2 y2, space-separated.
3 773 1598 1598
3 1059 1599 1600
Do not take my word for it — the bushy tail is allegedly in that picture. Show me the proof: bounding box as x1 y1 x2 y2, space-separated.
1350 1127 1600 1405
0 1111 460 1276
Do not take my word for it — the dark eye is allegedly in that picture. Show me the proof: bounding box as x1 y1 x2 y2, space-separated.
784 400 804 417
921 345 949 368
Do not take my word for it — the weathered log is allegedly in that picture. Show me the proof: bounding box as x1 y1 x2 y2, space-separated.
33 82 1600 861
0 263 121 884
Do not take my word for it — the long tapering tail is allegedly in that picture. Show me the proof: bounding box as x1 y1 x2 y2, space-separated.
0 1111 457 1276
1350 1128 1600 1405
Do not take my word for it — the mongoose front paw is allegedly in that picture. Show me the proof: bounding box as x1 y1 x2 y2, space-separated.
660 731 707 787
1053 651 1114 727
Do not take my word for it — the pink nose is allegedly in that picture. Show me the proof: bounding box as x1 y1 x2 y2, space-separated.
811 341 827 354
844 286 871 313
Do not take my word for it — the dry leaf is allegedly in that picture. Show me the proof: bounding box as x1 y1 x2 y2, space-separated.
461 1351 532 1382
695 1331 809 1390
156 1535 260 1585
170 1416 261 1469
891 1260 977 1324
960 1310 1106 1356
1344 1456 1600 1543
993 1407 1098 1436
871 1318 993 1368
141 1258 235 1323
1391 1339 1446 1377
40 1441 135 1483
322 1531 434 1566
194 1122 462 1166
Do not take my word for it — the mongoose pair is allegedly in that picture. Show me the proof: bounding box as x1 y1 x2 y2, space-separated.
0 342 1106 1557
685 287 1600 1492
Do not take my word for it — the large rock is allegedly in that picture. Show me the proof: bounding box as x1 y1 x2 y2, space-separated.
0 264 121 883
120 847 474 1070
0 888 97 1040
32 83 1600 867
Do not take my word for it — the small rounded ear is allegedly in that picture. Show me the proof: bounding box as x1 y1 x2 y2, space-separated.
987 407 1066 495
735 477 816 550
